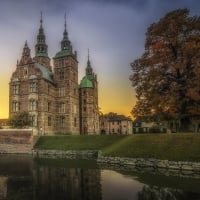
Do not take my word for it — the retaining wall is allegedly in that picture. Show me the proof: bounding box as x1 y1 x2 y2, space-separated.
32 150 99 159
32 149 200 178
0 129 33 154
97 156 200 179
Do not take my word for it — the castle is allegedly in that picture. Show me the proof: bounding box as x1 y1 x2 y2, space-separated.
9 15 99 135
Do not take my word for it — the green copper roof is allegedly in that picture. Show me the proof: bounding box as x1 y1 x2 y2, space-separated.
79 76 93 88
35 52 48 57
86 74 95 81
35 63 53 83
54 50 72 59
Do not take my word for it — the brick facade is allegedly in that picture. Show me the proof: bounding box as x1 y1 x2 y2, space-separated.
9 16 99 135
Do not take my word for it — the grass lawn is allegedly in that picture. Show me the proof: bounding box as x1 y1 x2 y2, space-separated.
34 134 200 162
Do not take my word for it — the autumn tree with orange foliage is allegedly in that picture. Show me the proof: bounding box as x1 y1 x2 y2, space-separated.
130 9 200 132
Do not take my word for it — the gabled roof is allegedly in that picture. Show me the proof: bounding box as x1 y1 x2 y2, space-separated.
34 63 53 83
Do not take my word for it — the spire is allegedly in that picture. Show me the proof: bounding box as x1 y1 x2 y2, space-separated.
23 40 30 57
54 14 76 59
86 49 93 76
35 12 48 57
19 41 32 65
40 11 43 28
64 13 67 33
61 13 71 51
63 13 68 40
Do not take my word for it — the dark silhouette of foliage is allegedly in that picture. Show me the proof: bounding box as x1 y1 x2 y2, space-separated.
8 111 32 128
130 9 200 131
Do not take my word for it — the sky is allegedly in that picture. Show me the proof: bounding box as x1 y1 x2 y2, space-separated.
0 0 199 118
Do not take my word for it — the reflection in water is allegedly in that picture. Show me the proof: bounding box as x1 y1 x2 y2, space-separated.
34 166 102 200
138 185 200 200
101 170 144 200
0 155 200 200
0 177 7 199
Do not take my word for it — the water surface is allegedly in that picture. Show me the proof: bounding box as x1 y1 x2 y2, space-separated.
0 155 200 200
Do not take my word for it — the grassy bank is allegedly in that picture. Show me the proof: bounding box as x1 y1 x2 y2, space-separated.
34 134 200 162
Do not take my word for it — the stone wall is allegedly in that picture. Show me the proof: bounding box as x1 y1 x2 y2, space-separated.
32 149 200 178
0 129 33 154
97 156 200 179
32 150 99 159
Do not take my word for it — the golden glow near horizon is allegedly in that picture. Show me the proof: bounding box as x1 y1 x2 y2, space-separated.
0 77 9 118
0 75 135 119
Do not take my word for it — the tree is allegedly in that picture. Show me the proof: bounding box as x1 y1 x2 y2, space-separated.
8 111 32 128
130 9 200 131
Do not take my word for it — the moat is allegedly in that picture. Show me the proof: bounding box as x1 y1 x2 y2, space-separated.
0 155 200 200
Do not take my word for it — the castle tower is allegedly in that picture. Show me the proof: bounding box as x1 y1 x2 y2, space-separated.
33 12 51 70
53 15 79 134
79 50 99 134
9 41 33 118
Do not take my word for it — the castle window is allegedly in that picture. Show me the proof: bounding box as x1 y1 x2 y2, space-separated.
60 116 65 127
83 99 86 104
83 107 86 112
12 101 20 112
59 87 65 97
29 82 37 93
13 84 20 95
48 102 51 112
60 59 64 67
74 117 77 127
48 116 51 126
58 102 65 113
24 68 28 75
29 100 38 111
60 71 64 80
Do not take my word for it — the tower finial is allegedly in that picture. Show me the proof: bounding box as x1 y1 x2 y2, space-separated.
64 13 67 32
25 40 28 47
40 11 43 27
88 48 90 61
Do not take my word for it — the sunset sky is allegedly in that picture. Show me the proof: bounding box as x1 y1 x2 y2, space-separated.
0 0 199 118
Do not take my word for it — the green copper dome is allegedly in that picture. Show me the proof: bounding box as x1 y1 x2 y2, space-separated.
79 76 93 88
54 49 72 59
